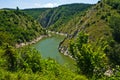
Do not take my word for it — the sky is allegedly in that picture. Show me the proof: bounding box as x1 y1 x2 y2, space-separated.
0 0 99 9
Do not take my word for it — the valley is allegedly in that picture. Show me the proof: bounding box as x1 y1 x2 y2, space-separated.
0 0 120 79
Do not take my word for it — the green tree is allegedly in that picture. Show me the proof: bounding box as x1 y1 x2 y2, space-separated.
4 45 17 71
18 47 42 73
16 6 19 11
69 32 108 77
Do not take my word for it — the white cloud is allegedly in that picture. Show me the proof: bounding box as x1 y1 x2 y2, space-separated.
43 3 58 8
34 3 58 8
34 3 41 7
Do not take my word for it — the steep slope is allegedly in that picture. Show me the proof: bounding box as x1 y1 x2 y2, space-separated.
59 0 120 57
38 3 92 32
22 8 50 19
0 10 46 46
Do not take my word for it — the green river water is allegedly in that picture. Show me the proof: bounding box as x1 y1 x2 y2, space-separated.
32 35 76 69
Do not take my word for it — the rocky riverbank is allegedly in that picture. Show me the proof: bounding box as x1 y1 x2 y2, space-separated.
15 30 67 48
58 30 80 59
48 30 71 58
58 37 73 59
58 45 74 59
15 35 48 48
47 30 73 58
15 30 72 59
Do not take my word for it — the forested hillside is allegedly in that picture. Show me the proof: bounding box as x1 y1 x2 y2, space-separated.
59 0 120 79
0 9 46 46
38 3 92 32
60 0 120 53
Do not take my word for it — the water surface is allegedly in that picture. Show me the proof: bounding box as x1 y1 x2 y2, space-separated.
33 35 76 69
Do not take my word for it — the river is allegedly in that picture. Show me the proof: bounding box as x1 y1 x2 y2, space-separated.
32 34 76 69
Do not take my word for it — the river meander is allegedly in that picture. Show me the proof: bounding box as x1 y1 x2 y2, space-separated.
32 34 76 69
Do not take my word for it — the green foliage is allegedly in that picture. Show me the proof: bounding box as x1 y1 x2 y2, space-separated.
0 46 42 72
18 47 42 73
0 32 15 46
69 32 108 77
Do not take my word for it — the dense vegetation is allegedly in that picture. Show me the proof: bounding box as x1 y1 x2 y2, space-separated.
0 45 87 80
0 9 46 46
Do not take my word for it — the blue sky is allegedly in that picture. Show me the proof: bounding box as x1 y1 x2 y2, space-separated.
0 0 99 9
